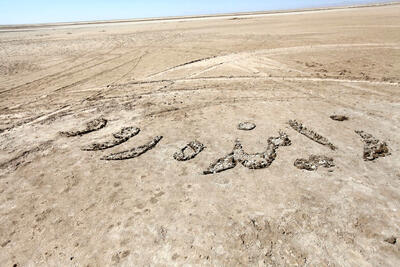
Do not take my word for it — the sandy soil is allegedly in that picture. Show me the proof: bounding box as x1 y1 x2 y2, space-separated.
1 3 400 266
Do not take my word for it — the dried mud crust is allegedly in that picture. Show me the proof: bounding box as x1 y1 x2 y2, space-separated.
0 141 53 173
294 155 335 171
60 118 107 137
203 132 291 174
330 115 349 121
355 130 390 161
173 140 205 161
82 127 140 151
101 136 163 160
289 120 337 150
238 122 256 131
231 216 308 266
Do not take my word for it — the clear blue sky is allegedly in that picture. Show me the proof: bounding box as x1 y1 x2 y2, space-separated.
0 0 392 25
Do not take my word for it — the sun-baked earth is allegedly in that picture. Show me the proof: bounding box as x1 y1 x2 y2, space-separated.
0 3 400 266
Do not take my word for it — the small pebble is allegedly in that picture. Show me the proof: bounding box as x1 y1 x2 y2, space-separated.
330 115 349 121
238 122 256 131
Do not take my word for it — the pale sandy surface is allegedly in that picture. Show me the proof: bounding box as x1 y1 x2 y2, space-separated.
0 4 400 266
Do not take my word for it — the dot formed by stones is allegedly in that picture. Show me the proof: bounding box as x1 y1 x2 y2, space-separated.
173 140 205 161
101 136 163 160
355 130 390 161
238 122 256 131
60 118 107 137
294 155 335 171
82 127 140 151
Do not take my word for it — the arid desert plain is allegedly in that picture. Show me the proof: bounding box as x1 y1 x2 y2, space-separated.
0 3 400 266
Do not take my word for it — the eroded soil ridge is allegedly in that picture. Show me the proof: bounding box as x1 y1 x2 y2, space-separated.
82 127 140 151
173 140 205 161
355 130 390 161
294 155 335 171
60 118 107 137
101 136 163 160
289 120 337 150
203 131 291 174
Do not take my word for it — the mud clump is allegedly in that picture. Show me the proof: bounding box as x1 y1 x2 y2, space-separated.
268 132 292 147
173 140 205 161
82 127 140 151
101 136 163 160
238 122 256 131
113 127 139 139
203 131 291 174
203 153 237 175
234 132 291 169
289 120 336 150
60 118 107 137
355 130 390 161
384 236 397 245
330 115 349 121
294 155 335 171
233 140 276 169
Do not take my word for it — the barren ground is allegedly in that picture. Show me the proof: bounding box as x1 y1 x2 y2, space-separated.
1 4 400 266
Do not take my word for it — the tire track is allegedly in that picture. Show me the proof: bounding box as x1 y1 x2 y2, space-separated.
0 49 122 96
145 55 217 79
43 53 144 93
0 56 80 85
142 43 399 80
114 75 400 88
0 140 53 176
0 105 72 134
142 95 319 119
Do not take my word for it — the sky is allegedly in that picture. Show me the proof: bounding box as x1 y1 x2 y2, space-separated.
0 0 394 25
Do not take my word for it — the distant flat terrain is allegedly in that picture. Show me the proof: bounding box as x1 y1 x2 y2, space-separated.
0 2 397 31
0 3 399 266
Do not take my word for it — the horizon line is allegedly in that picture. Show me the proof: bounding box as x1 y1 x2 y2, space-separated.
1 1 399 29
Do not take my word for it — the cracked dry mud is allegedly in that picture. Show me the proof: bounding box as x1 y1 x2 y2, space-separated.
238 122 256 131
289 120 337 150
60 118 107 137
294 155 335 171
355 130 390 161
233 215 308 266
203 132 291 174
101 136 163 160
173 140 205 161
82 127 140 151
